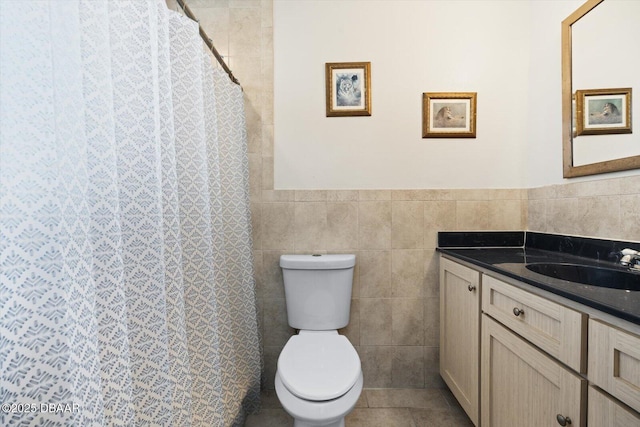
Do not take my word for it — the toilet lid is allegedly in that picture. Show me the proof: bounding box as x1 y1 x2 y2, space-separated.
278 333 361 401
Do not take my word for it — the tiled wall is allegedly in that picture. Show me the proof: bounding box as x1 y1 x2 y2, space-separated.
528 175 640 242
255 189 526 389
169 0 640 390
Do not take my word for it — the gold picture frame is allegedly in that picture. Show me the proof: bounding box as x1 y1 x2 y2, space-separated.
325 62 371 117
575 87 632 136
422 92 477 138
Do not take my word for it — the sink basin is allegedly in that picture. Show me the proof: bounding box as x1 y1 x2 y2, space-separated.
525 263 640 291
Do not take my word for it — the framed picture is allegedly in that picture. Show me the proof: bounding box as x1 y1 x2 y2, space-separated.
575 87 632 136
325 62 371 117
422 92 477 138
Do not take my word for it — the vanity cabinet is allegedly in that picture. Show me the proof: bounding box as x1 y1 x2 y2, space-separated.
440 255 640 426
439 257 481 425
481 315 586 427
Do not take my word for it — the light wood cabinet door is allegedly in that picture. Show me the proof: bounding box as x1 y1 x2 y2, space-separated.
589 319 640 412
440 257 481 425
481 315 586 427
588 385 640 426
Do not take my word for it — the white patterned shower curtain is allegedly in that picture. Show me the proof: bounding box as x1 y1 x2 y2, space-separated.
0 1 261 426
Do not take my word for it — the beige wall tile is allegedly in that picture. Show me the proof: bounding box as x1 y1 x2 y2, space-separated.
619 175 640 195
424 201 456 248
391 250 424 297
188 0 229 7
248 153 262 202
295 190 327 202
351 259 360 298
191 6 230 57
488 199 523 230
253 249 264 298
294 202 327 251
359 190 392 201
326 202 359 251
392 190 431 201
359 201 391 249
392 346 425 388
250 201 262 249
424 346 445 388
423 249 439 298
262 189 294 202
230 0 260 8
392 298 424 346
262 124 274 157
262 250 286 298
327 190 359 202
392 201 424 249
262 156 274 190
527 199 546 232
262 298 293 347
575 196 620 238
547 198 580 235
360 298 392 345
229 8 261 57
423 297 439 347
528 185 557 201
359 346 393 388
456 201 489 230
620 194 640 241
262 91 274 124
262 203 295 250
262 345 284 390
359 251 391 298
339 298 360 346
261 0 273 27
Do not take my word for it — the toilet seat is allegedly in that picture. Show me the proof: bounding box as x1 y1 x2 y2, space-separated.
278 331 361 401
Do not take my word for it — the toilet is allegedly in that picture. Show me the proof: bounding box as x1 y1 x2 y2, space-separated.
276 254 362 427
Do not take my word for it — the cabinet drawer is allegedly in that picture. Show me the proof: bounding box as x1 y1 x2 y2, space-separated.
482 274 587 373
589 319 640 413
588 385 640 426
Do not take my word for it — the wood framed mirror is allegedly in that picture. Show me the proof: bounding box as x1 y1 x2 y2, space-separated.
561 0 640 178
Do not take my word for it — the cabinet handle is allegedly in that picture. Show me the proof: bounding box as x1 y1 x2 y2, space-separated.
513 307 524 317
467 285 476 292
556 414 572 426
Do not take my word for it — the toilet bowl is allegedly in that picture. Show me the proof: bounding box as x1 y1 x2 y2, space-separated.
275 330 362 427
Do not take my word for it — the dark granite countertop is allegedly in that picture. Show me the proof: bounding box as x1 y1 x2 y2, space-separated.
437 232 640 325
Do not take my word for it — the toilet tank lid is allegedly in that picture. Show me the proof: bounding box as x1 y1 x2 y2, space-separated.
280 254 355 270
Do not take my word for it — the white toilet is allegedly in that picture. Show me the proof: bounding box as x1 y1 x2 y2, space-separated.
276 254 362 427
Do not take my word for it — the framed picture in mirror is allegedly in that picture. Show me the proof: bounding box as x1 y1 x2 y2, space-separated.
575 87 632 136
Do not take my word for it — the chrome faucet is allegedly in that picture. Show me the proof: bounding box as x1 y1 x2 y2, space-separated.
619 248 640 271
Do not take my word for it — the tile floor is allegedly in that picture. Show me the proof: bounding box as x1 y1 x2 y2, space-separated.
245 387 474 426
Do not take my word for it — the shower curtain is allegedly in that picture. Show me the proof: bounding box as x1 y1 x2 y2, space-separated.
0 1 261 426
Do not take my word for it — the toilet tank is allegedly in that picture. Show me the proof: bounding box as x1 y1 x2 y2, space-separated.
280 254 356 330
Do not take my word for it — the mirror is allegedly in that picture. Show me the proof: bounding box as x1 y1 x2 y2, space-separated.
561 0 640 178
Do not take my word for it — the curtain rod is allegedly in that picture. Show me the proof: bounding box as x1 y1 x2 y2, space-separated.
175 0 241 87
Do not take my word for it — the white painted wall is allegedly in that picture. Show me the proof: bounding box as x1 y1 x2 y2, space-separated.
274 0 639 190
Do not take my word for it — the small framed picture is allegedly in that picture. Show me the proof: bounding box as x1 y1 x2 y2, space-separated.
325 62 371 117
422 92 477 138
575 87 632 136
